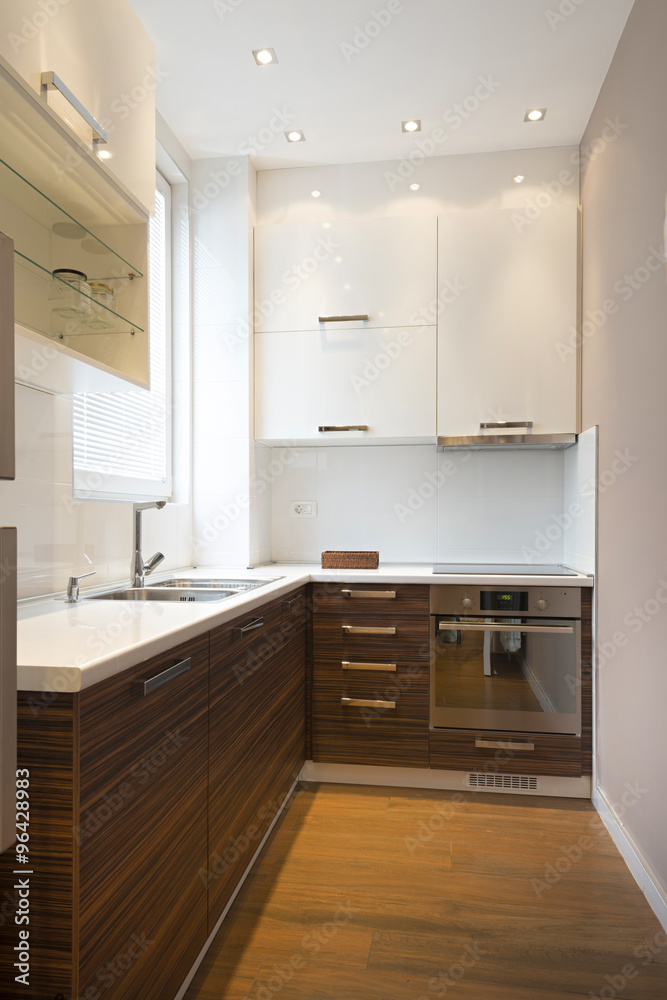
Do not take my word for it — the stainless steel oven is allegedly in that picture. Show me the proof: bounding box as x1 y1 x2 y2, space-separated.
430 585 581 735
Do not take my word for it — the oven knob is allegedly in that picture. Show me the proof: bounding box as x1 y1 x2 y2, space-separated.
462 597 473 609
536 598 549 611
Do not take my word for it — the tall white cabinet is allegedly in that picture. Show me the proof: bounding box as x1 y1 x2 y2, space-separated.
437 204 580 438
254 216 438 445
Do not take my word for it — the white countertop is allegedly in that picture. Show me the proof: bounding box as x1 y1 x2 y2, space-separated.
17 562 593 692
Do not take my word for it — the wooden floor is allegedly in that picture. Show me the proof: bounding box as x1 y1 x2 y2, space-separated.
184 783 667 1000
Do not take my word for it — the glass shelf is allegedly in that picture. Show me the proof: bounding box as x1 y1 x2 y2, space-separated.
0 156 144 278
15 252 144 339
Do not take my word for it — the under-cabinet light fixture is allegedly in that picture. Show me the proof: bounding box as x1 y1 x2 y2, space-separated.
524 108 546 122
402 119 421 133
285 130 305 143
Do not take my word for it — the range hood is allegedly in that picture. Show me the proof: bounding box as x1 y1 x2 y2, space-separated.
437 422 577 451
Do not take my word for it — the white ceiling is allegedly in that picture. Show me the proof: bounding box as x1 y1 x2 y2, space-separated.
129 0 635 169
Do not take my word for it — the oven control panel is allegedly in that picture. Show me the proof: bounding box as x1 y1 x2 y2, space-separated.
430 585 581 618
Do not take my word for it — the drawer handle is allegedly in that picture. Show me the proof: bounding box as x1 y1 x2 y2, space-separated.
318 425 369 432
341 589 396 599
140 657 191 696
342 661 397 672
41 71 108 144
341 697 396 709
318 314 370 323
232 618 264 634
474 740 535 751
341 625 396 635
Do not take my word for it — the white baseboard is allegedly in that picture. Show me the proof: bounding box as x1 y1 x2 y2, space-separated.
172 775 300 1000
301 760 591 798
592 786 667 933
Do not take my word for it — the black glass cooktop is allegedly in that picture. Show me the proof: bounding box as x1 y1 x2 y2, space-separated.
432 563 579 576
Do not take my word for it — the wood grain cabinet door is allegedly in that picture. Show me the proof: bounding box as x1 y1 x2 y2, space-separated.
77 633 209 1000
208 588 307 930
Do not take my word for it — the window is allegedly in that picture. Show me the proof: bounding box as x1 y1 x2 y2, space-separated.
73 172 172 500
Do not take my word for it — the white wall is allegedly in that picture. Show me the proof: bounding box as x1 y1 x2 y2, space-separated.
580 0 667 917
563 425 597 576
269 444 573 567
190 155 271 568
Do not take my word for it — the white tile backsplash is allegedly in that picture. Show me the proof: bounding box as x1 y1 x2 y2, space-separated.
563 426 597 575
270 444 575 566
1 383 193 600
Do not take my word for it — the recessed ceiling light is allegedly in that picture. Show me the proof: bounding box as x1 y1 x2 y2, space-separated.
96 149 112 159
514 175 525 184
402 119 421 133
285 130 305 143
253 48 277 65
311 190 321 198
524 108 546 122
409 183 420 191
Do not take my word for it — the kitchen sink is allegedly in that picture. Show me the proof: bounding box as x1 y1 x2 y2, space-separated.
85 576 282 603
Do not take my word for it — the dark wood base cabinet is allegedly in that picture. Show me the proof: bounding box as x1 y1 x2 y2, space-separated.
311 583 430 767
429 728 584 777
0 586 308 1000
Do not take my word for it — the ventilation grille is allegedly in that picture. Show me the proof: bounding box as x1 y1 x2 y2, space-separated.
467 772 538 791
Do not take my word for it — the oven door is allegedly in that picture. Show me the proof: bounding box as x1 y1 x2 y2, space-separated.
430 615 581 735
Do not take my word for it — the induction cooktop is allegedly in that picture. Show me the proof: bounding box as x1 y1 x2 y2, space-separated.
432 563 580 576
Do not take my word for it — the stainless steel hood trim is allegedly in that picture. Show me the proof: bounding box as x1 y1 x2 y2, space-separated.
437 433 577 451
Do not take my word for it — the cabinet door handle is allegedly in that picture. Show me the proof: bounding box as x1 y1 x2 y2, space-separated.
140 657 191 696
341 697 396 709
341 589 396 599
479 421 534 430
232 618 264 634
474 739 535 751
341 625 396 635
342 661 396 672
318 314 369 323
282 597 302 610
318 425 369 432
41 71 108 144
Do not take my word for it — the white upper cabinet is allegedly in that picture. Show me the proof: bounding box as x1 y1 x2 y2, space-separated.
0 0 155 215
255 326 436 446
254 215 437 333
437 204 579 437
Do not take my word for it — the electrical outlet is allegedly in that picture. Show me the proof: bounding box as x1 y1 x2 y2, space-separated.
290 501 317 518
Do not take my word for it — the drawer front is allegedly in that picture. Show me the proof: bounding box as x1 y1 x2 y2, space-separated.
313 614 429 662
311 582 429 616
312 657 429 768
210 586 308 680
429 729 582 777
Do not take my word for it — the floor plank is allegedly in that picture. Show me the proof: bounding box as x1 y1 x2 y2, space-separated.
185 783 666 1000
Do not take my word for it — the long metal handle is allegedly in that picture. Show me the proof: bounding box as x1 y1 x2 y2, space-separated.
342 661 397 672
318 314 369 323
318 425 369 432
282 597 302 610
342 625 396 635
341 697 396 709
475 739 535 751
341 589 396 599
441 622 574 635
141 657 191 696
479 421 534 430
41 72 108 144
0 234 14 482
232 618 265 634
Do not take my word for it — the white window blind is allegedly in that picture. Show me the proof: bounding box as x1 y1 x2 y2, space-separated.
73 174 172 500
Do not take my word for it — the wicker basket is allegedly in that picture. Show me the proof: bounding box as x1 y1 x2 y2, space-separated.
321 550 379 569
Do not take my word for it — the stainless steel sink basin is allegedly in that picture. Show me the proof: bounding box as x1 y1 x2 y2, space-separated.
87 586 240 603
151 577 279 591
85 576 282 603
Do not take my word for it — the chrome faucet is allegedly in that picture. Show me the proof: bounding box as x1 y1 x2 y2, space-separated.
132 501 166 588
